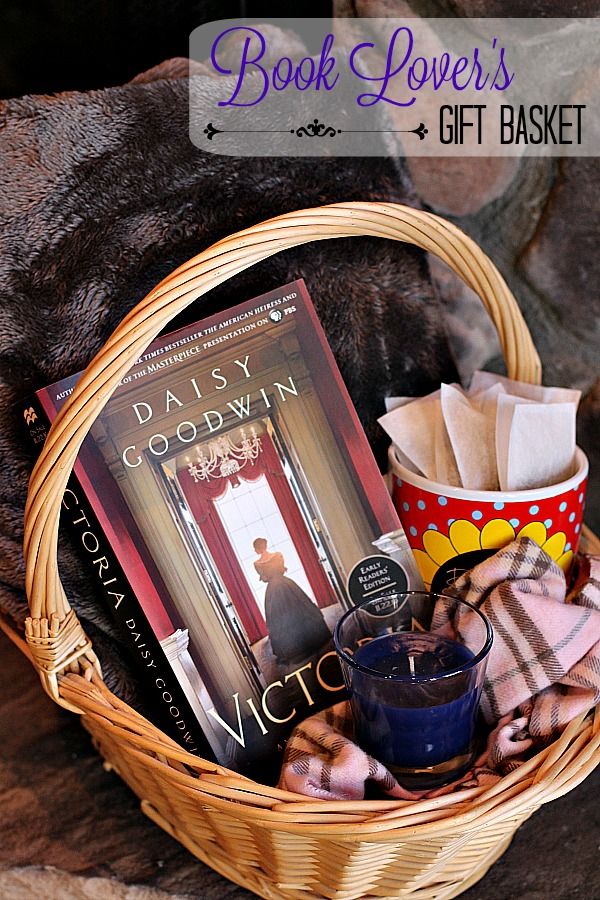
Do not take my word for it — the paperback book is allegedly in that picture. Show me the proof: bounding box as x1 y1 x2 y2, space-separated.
22 280 420 778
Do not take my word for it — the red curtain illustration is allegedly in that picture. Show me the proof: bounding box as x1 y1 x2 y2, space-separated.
177 432 336 646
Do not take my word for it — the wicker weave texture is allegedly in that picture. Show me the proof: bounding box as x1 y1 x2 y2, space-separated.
22 203 598 899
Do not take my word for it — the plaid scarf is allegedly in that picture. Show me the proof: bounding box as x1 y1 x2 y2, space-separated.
280 539 600 800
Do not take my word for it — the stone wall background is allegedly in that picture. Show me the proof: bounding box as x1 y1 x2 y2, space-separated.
337 0 600 532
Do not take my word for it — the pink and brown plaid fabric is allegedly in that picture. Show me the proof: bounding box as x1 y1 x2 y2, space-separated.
280 702 418 801
279 539 600 801
439 538 600 731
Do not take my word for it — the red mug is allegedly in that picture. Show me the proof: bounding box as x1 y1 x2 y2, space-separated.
390 447 588 592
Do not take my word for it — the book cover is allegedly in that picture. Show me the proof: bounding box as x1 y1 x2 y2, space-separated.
20 393 213 759
28 279 418 778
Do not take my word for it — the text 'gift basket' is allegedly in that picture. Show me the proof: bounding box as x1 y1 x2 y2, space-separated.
20 203 600 899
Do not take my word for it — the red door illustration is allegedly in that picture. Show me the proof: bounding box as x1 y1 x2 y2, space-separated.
177 431 336 645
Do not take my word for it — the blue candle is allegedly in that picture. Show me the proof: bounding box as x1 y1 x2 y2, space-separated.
334 592 492 789
351 633 479 772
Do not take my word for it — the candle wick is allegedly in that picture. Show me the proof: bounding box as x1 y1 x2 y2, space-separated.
408 654 416 677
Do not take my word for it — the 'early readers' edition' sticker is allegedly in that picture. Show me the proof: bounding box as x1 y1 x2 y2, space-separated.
347 555 409 610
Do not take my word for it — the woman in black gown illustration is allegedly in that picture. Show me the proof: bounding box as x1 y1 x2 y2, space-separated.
253 538 332 666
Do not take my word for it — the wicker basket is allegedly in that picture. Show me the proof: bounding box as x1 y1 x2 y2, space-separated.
20 202 600 900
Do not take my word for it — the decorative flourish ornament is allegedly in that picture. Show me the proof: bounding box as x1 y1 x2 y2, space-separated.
202 120 428 142
294 119 339 138
203 122 222 141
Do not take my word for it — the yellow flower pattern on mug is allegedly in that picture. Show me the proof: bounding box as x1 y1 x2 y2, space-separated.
412 518 573 589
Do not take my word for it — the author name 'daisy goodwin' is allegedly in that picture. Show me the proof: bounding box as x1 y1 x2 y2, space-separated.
122 354 299 469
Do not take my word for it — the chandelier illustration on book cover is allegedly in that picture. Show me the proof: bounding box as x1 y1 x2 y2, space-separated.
187 427 263 482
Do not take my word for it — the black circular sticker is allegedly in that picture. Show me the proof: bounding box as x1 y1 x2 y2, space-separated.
347 555 409 611
430 549 495 595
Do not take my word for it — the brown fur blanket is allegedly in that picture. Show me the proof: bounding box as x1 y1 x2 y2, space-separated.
0 64 457 702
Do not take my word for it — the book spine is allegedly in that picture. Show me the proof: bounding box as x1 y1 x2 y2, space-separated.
20 393 214 760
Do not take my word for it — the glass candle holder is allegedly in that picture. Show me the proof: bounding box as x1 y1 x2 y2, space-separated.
333 591 493 790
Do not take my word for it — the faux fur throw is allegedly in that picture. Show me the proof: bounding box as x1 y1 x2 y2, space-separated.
0 61 457 704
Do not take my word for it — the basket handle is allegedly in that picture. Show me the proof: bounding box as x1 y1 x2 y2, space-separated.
22 201 541 699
